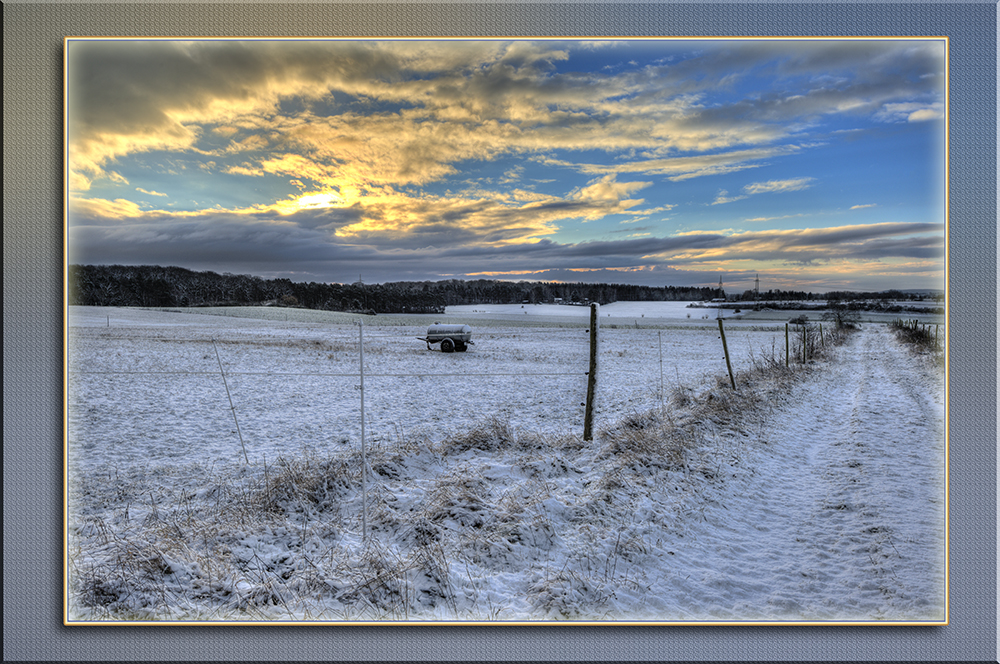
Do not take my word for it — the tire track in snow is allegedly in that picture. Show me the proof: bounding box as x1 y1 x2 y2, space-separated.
796 326 947 620
667 326 945 620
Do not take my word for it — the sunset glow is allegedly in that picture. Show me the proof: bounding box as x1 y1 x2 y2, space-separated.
67 38 946 292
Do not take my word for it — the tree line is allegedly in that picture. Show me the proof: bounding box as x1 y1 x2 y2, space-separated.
68 264 940 314
734 288 940 303
67 265 721 314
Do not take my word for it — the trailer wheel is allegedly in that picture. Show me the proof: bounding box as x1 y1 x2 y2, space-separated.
455 342 467 352
440 338 455 353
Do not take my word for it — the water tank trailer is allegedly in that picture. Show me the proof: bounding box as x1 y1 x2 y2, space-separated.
419 323 473 352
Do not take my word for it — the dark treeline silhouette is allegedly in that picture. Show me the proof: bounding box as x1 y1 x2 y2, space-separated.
824 289 943 302
68 265 720 314
737 288 819 302
68 265 942 315
735 288 940 303
725 287 943 314
430 278 718 307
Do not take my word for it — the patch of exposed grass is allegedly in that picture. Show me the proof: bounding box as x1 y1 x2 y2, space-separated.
439 413 516 454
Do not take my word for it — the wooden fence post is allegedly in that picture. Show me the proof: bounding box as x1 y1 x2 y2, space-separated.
718 318 736 389
785 322 789 368
802 324 807 363
584 302 599 441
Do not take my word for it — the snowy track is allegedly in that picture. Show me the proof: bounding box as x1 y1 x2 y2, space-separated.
665 326 946 621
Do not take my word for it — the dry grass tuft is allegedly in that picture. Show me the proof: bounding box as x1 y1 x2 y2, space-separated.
262 454 356 515
440 413 516 454
426 473 492 529
596 415 691 471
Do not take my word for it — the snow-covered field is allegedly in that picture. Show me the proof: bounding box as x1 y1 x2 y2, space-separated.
66 305 946 623
447 300 944 327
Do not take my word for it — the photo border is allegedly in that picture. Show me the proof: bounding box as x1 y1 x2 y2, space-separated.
60 33 952 629
6 1 996 661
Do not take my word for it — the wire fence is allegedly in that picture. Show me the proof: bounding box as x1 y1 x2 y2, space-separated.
67 315 802 477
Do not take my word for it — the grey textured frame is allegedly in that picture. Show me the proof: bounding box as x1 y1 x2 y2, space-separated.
4 2 995 661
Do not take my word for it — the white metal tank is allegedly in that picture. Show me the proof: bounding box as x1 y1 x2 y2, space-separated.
420 323 473 352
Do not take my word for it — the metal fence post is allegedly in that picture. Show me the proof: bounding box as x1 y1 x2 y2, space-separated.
358 320 367 541
584 302 599 441
658 330 664 406
211 338 249 464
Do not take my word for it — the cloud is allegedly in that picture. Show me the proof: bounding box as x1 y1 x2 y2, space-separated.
331 183 649 243
742 177 815 195
712 177 814 204
875 102 945 123
711 190 748 205
74 169 667 252
906 108 943 122
499 166 525 185
67 39 943 196
567 175 651 216
850 204 877 210
66 39 945 291
744 213 807 222
71 197 147 221
221 134 271 154
430 222 944 280
69 172 944 292
541 145 804 181
224 163 267 177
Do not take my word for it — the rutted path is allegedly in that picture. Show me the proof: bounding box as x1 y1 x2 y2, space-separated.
660 325 946 621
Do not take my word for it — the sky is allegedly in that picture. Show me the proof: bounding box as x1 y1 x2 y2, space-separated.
66 38 946 293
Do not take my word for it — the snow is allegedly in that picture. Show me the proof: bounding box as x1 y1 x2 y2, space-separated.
66 305 946 623
448 301 703 322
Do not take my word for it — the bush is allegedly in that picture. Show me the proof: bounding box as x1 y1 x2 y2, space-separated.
889 319 941 353
821 301 861 329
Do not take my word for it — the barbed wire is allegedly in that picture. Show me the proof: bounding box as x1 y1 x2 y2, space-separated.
69 370 583 377
66 332 595 341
